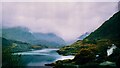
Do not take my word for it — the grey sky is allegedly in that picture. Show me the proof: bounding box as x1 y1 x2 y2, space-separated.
2 2 118 41
1 0 119 2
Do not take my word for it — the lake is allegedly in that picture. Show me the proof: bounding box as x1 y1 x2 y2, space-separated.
13 48 74 66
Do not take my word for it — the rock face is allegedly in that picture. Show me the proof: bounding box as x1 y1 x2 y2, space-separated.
107 44 117 56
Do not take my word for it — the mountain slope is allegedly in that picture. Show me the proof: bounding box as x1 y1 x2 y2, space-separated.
2 27 66 48
1 37 32 52
84 11 120 41
78 32 90 40
58 11 120 55
53 11 120 68
32 33 66 46
2 27 36 43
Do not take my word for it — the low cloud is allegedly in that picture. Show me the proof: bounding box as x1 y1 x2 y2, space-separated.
2 2 118 41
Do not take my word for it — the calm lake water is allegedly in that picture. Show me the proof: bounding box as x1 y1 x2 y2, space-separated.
13 48 74 66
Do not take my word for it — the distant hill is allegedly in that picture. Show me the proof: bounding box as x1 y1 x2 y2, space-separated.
78 32 90 40
32 33 66 47
1 37 32 52
2 27 66 48
65 32 90 45
2 27 36 43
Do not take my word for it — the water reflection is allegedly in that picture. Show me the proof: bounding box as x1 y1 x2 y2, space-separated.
13 48 74 66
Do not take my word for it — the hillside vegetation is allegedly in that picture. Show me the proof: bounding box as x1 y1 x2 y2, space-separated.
54 11 120 68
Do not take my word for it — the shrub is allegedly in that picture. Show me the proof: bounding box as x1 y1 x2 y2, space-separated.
73 48 96 65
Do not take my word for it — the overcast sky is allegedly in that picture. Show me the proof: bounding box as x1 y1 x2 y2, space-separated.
2 2 118 41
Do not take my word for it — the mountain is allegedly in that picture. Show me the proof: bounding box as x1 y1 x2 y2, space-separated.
84 11 120 42
1 37 33 52
2 27 36 43
78 32 90 40
64 32 90 45
57 11 120 55
53 11 120 68
2 27 66 48
32 33 66 46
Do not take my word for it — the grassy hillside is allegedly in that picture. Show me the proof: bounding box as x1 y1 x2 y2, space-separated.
1 37 43 53
57 11 120 56
84 11 120 47
57 40 97 56
54 11 120 68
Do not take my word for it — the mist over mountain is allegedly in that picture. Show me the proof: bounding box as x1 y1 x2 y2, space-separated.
78 32 90 40
2 27 36 43
2 27 66 48
58 11 120 55
32 33 66 45
1 2 120 68
2 2 118 42
65 32 90 45
56 11 120 68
